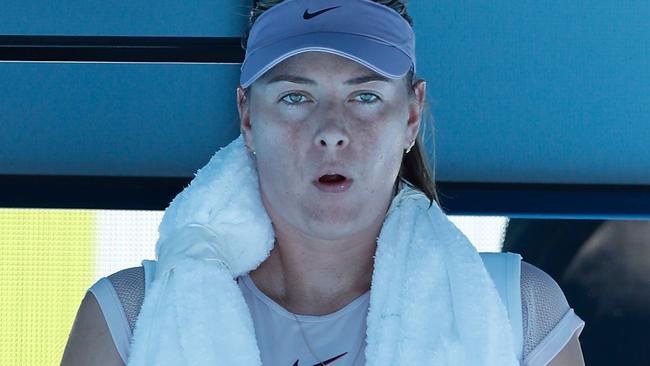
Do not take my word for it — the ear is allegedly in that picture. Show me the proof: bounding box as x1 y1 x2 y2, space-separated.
405 79 426 148
236 86 255 150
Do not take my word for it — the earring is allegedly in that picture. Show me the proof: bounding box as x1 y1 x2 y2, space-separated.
245 145 256 155
405 140 415 154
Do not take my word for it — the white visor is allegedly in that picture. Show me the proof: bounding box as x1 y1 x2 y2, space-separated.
240 0 416 88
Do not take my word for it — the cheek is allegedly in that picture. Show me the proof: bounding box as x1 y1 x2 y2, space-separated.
363 142 403 190
354 112 407 180
250 99 306 142
254 135 298 189
250 119 305 198
250 104 300 159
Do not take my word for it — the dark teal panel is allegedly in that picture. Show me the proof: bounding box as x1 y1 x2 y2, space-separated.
2 1 649 185
0 0 249 36
410 1 650 184
0 63 240 177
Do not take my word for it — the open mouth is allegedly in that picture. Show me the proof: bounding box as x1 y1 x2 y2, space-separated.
318 174 347 183
314 174 353 193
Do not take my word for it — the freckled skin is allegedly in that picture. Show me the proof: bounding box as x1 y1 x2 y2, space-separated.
238 52 424 240
235 51 426 315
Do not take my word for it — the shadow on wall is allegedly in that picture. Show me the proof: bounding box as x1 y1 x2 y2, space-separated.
503 219 650 366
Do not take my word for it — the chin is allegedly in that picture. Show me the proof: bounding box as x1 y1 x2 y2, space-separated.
301 203 369 234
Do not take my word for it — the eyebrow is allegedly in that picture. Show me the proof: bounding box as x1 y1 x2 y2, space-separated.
265 73 391 85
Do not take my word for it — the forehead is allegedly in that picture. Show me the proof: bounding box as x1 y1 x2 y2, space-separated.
259 51 393 83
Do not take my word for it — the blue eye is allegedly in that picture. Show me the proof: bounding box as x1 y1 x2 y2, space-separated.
354 93 379 104
281 93 308 105
280 92 379 105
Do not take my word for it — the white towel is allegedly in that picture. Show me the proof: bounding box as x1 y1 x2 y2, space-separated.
127 135 519 365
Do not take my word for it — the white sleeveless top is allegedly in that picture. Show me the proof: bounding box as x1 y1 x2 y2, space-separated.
88 252 584 366
239 273 369 366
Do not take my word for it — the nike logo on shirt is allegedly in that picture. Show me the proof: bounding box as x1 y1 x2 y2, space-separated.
292 351 348 365
303 6 341 20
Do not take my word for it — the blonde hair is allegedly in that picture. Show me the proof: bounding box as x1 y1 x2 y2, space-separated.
241 0 439 206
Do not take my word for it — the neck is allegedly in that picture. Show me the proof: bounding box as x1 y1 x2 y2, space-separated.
249 219 381 316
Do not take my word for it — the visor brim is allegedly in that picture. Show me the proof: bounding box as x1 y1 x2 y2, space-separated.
240 32 413 88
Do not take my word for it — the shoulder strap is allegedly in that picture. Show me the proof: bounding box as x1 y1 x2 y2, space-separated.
479 252 524 362
141 259 157 294
88 277 132 364
88 261 155 364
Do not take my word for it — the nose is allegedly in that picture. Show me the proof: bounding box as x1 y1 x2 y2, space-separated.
317 131 349 149
315 125 349 150
314 113 350 151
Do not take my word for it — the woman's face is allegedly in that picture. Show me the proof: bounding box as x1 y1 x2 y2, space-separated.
237 51 426 241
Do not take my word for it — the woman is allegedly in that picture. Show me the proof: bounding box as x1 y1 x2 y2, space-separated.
62 1 585 365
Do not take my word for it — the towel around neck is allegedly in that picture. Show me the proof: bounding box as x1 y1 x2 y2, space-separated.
126 135 519 366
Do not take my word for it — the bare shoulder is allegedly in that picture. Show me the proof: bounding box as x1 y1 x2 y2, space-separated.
60 291 124 366
547 332 585 366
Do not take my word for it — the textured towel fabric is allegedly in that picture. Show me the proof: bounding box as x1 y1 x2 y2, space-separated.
127 135 519 366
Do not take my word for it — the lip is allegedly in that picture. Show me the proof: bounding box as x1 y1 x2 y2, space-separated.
312 167 354 193
312 178 354 193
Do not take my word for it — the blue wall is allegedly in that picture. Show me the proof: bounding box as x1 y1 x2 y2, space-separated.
0 0 249 36
1 1 649 184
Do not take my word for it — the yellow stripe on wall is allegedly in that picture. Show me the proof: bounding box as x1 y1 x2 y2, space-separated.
0 209 95 366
